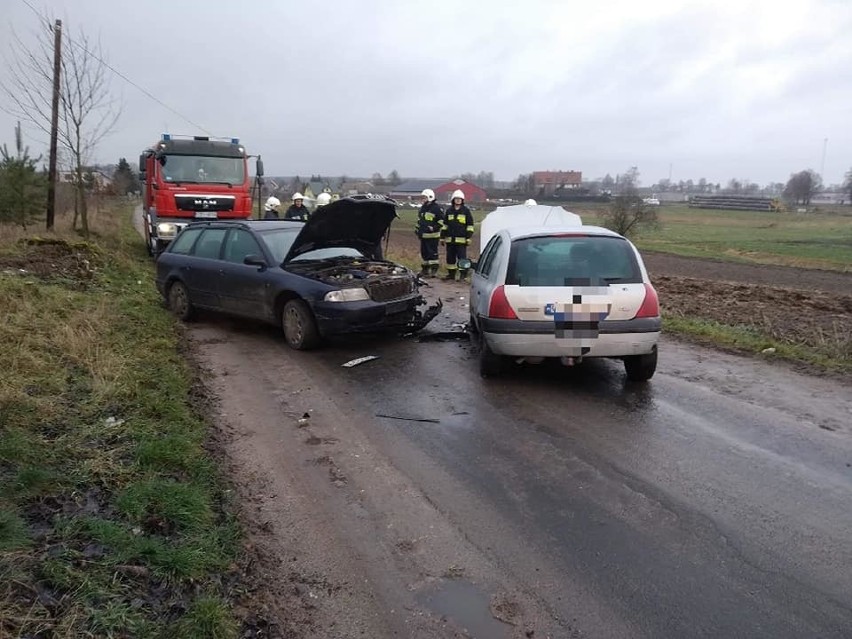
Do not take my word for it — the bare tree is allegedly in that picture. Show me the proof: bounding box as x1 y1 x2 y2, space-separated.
784 169 822 206
597 167 658 238
2 16 120 236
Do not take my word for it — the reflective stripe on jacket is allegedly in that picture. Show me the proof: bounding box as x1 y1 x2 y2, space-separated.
416 201 444 239
440 204 474 243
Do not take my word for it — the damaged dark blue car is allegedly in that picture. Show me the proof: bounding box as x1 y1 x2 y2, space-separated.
155 195 442 349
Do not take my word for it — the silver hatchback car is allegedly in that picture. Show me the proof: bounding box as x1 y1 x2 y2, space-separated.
469 225 661 381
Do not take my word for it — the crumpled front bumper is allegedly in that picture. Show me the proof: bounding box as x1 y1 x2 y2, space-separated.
312 296 442 336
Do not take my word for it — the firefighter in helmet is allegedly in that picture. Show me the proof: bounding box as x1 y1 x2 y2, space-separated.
263 196 281 219
315 192 332 208
284 192 310 221
440 189 475 280
415 188 444 278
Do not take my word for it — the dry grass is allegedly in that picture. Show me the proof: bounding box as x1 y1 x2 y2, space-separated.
0 198 129 250
1 198 242 637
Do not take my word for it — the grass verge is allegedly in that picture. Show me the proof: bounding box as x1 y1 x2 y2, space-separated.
663 314 852 377
0 201 244 638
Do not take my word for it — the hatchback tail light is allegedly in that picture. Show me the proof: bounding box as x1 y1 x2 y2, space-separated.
488 285 518 319
634 283 660 318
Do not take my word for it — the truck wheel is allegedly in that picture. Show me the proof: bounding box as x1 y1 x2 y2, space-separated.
624 347 657 382
168 281 195 321
282 300 320 350
479 331 503 378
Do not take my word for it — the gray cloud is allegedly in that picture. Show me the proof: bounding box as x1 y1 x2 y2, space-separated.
1 0 850 186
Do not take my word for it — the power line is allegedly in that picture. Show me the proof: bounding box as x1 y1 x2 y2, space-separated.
16 0 212 134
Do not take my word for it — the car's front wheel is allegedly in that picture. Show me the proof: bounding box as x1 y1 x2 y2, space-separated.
168 281 195 321
624 347 657 382
282 299 320 350
479 331 503 377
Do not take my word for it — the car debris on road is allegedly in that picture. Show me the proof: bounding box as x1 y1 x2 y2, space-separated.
376 414 441 424
342 355 381 368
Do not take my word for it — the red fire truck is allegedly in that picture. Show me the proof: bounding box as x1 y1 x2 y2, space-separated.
139 134 257 255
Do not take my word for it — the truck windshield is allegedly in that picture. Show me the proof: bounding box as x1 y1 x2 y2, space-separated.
160 155 245 185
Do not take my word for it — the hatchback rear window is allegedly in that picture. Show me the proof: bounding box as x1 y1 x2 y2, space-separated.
506 235 641 286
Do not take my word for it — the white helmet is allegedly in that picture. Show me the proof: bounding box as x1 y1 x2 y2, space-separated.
316 192 332 207
421 188 435 202
525 198 537 206
291 192 304 202
264 196 281 212
451 189 465 201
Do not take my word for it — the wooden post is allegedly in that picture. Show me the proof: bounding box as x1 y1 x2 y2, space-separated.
46 19 62 230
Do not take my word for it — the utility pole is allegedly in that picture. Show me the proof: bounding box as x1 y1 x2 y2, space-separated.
46 19 62 230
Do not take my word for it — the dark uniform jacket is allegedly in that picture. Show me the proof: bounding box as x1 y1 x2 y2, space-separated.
284 204 310 221
440 204 474 244
416 201 444 239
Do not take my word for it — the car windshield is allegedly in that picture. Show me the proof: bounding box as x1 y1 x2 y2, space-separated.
506 235 642 286
259 228 364 264
160 154 245 185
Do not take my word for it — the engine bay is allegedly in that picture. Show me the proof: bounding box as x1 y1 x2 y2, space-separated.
287 258 413 286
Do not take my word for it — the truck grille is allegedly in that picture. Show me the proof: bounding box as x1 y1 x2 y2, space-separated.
174 194 235 212
366 277 415 302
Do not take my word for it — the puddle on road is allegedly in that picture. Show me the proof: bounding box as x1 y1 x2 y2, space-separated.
416 580 511 638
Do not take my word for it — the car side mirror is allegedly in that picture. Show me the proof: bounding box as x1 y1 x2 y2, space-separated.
243 254 267 270
255 156 264 177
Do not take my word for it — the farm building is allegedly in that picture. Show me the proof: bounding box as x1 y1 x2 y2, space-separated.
390 178 487 203
532 170 582 195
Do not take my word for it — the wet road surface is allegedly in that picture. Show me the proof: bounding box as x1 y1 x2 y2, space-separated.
188 284 852 638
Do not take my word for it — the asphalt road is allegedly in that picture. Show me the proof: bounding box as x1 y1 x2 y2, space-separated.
184 283 852 638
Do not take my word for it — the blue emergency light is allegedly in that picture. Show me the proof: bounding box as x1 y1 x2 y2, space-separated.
161 133 171 141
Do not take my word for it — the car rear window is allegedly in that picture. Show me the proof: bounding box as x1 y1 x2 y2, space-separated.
506 235 641 286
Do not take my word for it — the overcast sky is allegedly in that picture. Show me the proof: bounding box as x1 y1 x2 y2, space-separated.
1 0 850 186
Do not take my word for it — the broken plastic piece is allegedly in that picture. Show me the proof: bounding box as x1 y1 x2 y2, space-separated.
404 298 443 333
342 355 380 368
376 414 441 424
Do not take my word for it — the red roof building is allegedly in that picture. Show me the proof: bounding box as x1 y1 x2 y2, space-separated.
533 170 583 195
390 178 487 203
434 179 487 203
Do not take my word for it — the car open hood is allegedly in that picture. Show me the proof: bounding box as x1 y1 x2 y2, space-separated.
282 195 398 263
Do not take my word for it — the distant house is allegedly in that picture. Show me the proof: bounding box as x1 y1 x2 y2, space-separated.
390 178 487 203
340 180 376 195
59 169 112 190
532 170 582 195
303 181 333 201
390 179 446 201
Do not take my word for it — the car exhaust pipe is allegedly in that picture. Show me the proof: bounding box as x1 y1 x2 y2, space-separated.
561 356 583 367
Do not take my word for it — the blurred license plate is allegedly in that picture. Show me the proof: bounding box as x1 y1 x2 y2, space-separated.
194 211 217 219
